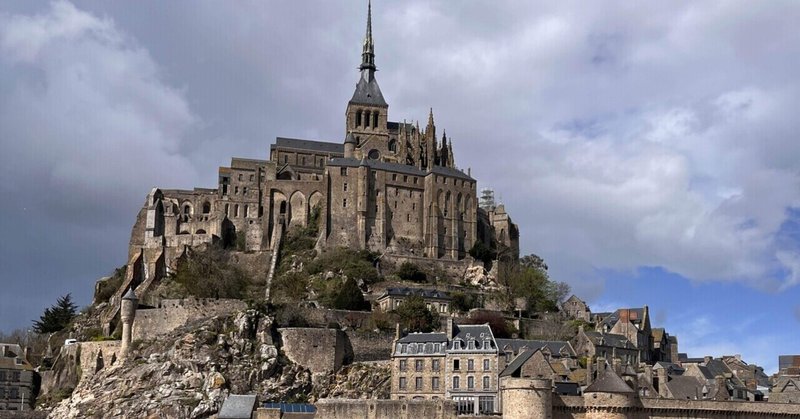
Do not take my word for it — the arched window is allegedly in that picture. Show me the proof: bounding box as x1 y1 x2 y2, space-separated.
355 109 362 127
234 204 239 218
372 111 378 128
224 204 229 216
202 201 211 214
364 110 371 128
244 205 249 218
388 139 397 153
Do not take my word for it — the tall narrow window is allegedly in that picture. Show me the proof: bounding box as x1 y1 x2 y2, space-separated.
373 111 378 128
244 205 249 218
453 376 460 389
356 110 362 126
364 110 371 128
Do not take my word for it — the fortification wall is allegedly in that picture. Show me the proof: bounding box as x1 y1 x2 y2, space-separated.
344 330 394 362
314 399 457 419
548 394 800 418
278 328 348 375
77 341 122 380
380 254 473 281
132 298 247 341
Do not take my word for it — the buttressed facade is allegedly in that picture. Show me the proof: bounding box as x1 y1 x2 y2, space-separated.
123 4 518 286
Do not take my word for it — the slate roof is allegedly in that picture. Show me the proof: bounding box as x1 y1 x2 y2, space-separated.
495 339 576 358
397 332 448 344
583 331 636 349
271 137 344 154
704 359 733 378
500 349 538 377
328 157 474 181
379 287 451 301
218 395 257 419
652 328 665 341
666 375 704 400
600 308 645 328
584 368 635 394
449 324 496 352
350 72 388 106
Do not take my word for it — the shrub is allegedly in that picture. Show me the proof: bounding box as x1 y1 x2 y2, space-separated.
468 240 496 264
464 311 516 338
331 278 370 311
450 291 481 313
94 266 126 303
172 246 249 299
306 248 380 284
271 271 309 302
396 262 427 283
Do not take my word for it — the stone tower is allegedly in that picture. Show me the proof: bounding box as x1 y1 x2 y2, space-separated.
120 288 138 356
583 368 635 419
344 0 390 160
499 377 553 419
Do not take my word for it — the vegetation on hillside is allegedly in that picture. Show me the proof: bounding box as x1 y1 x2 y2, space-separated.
497 252 571 315
394 295 440 333
169 246 249 299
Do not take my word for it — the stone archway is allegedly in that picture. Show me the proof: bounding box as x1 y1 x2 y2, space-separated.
289 191 307 227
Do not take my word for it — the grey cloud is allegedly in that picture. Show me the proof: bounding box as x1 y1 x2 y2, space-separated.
2 1 800 330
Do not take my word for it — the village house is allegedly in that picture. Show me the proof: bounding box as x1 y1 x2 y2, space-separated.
376 287 451 314
0 343 36 411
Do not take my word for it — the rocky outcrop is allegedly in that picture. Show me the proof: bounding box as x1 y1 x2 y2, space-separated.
45 309 390 418
48 310 311 419
313 361 391 400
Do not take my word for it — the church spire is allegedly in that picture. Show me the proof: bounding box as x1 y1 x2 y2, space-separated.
360 0 376 72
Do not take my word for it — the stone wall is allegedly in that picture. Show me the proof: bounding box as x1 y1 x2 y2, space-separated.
77 341 123 381
278 328 349 375
314 399 457 419
344 330 394 362
132 298 247 341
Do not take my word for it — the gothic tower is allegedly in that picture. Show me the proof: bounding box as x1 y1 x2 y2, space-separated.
345 1 390 160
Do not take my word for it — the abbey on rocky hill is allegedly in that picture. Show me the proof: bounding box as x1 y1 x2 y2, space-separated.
127 3 517 274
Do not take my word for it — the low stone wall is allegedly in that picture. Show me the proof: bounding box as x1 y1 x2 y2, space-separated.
314 399 457 419
278 328 349 375
132 298 247 341
380 254 474 281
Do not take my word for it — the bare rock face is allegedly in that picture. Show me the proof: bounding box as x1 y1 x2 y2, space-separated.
313 362 391 400
464 264 499 290
48 311 311 419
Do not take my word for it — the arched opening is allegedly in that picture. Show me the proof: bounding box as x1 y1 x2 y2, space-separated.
234 204 240 218
364 110 371 128
372 111 378 128
221 218 236 249
182 203 193 222
244 205 249 218
289 191 307 227
196 229 207 235
279 201 287 215
202 201 211 214
356 110 362 127
388 139 397 153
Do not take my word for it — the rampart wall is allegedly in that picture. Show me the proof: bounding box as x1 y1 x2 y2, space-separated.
314 399 458 419
278 328 349 375
132 298 247 341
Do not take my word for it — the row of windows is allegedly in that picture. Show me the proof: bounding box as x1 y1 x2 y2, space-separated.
0 371 21 381
399 359 441 372
355 109 379 129
452 359 491 372
223 203 257 218
236 173 256 182
398 376 439 391
0 386 21 399
451 375 492 390
282 154 326 167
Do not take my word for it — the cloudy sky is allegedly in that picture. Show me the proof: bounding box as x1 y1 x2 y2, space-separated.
1 1 798 373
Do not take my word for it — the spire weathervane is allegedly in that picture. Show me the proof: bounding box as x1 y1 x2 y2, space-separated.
360 0 376 71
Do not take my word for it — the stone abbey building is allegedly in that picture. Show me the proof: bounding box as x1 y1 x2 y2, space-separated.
124 3 517 278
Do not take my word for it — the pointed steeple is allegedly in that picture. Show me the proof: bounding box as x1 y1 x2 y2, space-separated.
360 0 376 72
427 108 435 127
349 0 386 107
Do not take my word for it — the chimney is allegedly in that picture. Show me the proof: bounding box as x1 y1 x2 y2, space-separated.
644 364 653 388
395 323 401 341
704 356 712 364
586 356 594 386
657 367 668 398
446 317 454 339
714 376 728 401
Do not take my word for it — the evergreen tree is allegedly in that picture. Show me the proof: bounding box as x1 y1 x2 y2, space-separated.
395 295 440 333
332 278 370 311
32 293 78 334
